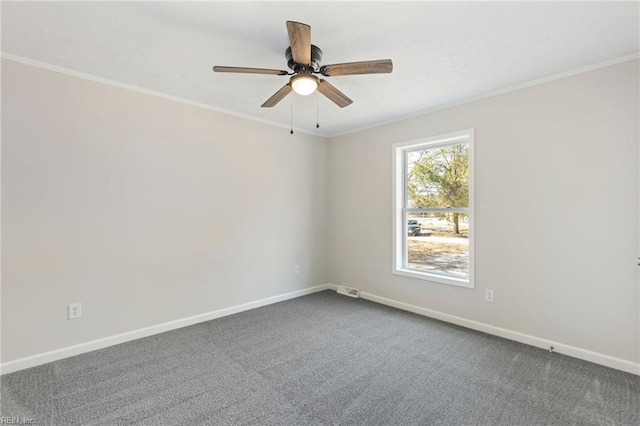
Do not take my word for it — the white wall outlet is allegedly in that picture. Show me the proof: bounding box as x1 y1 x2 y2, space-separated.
485 289 494 303
68 303 82 319
294 265 300 275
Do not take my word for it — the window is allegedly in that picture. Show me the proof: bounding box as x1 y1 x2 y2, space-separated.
393 130 474 288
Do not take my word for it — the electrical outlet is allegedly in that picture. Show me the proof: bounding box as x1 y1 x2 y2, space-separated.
294 265 300 276
68 303 82 319
485 289 494 303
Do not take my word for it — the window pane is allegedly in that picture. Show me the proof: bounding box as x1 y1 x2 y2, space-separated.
406 144 469 209
407 212 469 278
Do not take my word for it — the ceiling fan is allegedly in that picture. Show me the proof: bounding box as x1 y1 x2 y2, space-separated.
213 21 393 108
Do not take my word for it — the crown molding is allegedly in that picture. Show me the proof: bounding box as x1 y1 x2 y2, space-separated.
2 51 637 140
329 52 640 138
0 52 327 139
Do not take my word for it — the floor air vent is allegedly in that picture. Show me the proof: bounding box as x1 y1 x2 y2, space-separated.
336 285 360 298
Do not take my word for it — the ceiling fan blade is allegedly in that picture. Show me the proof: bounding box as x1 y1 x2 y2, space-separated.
213 66 288 76
261 84 293 108
317 79 353 108
320 59 393 76
286 21 311 65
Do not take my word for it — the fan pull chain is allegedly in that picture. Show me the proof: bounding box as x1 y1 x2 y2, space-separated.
290 103 294 134
316 94 320 128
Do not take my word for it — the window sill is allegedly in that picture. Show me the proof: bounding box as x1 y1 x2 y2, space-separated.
393 268 474 289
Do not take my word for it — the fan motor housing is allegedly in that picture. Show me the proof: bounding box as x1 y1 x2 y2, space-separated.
286 44 323 72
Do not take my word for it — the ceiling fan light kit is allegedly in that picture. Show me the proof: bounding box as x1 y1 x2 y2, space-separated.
290 73 318 95
213 21 393 110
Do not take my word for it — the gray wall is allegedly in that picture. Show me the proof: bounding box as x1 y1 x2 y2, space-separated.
327 60 639 363
2 58 638 367
1 59 328 362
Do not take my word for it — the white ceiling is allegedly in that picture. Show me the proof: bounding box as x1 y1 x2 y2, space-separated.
2 1 638 137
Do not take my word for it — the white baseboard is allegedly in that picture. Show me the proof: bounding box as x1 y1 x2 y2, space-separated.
5 283 637 376
0 284 330 375
329 284 639 376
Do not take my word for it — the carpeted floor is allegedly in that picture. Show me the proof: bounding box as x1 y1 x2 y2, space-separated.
1 290 639 425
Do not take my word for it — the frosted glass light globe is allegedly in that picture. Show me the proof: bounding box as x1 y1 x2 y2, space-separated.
291 75 318 96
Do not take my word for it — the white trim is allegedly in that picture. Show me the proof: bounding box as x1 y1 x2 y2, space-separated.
331 53 640 138
2 52 637 139
331 287 640 376
6 283 636 376
392 129 475 289
0 53 324 138
392 269 473 289
393 130 472 150
0 284 330 375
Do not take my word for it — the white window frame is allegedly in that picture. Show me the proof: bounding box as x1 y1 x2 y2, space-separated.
392 129 474 288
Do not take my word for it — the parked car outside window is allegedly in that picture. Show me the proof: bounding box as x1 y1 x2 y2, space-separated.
407 219 421 236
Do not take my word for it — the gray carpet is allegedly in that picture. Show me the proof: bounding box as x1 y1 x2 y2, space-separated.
1 290 639 425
